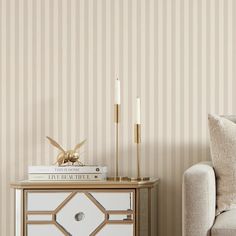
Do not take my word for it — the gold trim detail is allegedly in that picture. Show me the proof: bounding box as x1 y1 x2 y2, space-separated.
11 178 159 189
53 221 69 235
136 189 140 236
54 192 77 214
148 188 152 236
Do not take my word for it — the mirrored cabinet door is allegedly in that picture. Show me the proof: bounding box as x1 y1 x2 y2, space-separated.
24 190 135 236
13 179 159 236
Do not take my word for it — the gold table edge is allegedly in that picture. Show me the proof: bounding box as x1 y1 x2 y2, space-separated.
10 178 160 189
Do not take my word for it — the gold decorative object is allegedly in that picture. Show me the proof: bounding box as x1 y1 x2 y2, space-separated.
114 104 120 177
46 136 86 166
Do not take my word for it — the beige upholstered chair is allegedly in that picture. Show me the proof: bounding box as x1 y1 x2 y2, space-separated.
182 116 236 236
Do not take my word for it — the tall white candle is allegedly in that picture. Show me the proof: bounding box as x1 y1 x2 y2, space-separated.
115 79 120 104
136 97 141 124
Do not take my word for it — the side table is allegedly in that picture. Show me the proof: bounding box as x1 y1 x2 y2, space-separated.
11 178 159 236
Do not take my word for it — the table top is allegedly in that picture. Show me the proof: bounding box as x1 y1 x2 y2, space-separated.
11 177 159 189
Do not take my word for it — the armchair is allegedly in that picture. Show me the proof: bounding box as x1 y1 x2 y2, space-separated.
183 162 236 236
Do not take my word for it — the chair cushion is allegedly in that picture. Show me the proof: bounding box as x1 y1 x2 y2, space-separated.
211 209 236 236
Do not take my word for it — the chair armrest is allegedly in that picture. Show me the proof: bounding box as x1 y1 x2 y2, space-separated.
182 162 216 236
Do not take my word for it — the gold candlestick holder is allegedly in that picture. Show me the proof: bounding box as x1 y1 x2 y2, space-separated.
114 104 120 177
107 104 131 181
134 124 141 178
131 124 150 181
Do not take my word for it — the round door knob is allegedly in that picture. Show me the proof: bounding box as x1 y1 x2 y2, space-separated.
74 212 85 221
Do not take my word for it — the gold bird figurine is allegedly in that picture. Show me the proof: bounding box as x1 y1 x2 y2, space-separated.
46 136 86 166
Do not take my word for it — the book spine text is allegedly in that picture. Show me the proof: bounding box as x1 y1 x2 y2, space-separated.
28 173 106 181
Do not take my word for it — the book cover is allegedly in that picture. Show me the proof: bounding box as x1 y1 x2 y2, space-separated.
28 173 107 181
28 165 107 174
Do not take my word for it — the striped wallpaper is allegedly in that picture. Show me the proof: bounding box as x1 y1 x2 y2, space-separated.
0 0 235 235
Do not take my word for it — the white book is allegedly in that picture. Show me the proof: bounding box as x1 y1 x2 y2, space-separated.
28 165 107 174
28 173 107 181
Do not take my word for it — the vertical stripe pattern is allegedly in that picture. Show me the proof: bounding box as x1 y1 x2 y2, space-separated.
0 0 234 235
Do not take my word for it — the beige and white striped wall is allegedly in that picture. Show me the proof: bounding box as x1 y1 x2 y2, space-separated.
0 0 235 235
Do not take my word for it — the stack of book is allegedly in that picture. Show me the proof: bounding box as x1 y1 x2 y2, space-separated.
28 165 107 181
